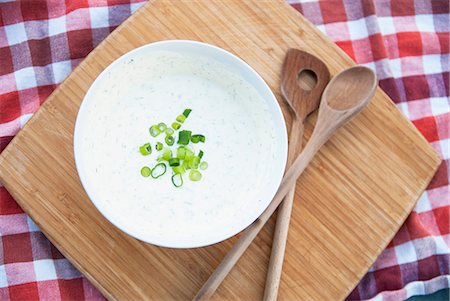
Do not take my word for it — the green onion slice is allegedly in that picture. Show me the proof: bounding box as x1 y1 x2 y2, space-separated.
171 174 183 187
158 122 167 132
156 142 163 151
162 148 172 161
189 169 202 181
139 143 152 156
173 165 186 174
177 146 186 159
165 135 175 146
165 128 174 136
198 150 204 159
191 135 200 143
189 156 200 169
151 163 166 178
169 158 180 167
140 166 151 177
172 122 181 130
184 148 194 161
200 161 208 170
176 114 186 123
191 134 205 143
149 125 161 137
183 108 192 118
182 160 190 170
178 130 192 145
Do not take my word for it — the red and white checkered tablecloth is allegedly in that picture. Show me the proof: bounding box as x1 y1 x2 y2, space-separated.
0 0 448 300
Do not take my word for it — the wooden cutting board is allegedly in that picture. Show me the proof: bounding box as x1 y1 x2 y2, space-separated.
0 1 441 300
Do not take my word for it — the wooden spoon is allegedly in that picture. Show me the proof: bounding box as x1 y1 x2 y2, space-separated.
193 66 377 301
264 49 330 301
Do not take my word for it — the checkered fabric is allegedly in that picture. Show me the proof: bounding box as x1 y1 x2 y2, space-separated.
0 0 448 300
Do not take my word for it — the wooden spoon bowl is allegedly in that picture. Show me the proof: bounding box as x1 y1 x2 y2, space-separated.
326 66 377 110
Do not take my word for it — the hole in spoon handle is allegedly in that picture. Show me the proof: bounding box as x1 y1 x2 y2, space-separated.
297 69 317 91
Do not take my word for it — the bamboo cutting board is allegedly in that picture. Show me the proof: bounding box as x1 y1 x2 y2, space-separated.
0 1 441 300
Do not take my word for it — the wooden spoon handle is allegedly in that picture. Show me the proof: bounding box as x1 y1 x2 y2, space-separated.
263 121 304 301
263 186 295 300
265 49 330 301
193 130 319 301
192 212 265 301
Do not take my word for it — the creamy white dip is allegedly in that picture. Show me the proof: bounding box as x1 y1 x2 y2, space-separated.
76 48 284 247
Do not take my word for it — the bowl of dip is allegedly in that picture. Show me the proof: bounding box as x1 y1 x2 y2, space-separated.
74 40 287 248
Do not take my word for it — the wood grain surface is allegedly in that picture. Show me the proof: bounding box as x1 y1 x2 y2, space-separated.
0 1 440 300
266 48 331 301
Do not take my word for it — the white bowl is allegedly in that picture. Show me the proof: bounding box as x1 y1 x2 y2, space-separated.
74 40 287 248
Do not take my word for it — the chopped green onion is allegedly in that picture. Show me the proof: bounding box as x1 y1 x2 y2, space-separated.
177 146 186 159
149 125 161 137
139 143 152 155
151 163 166 178
140 166 151 177
178 130 192 145
183 108 192 118
172 122 181 130
165 135 175 146
176 114 186 123
169 158 180 167
191 135 200 143
183 160 190 170
171 174 183 187
184 148 194 161
173 165 186 174
158 122 167 132
189 169 202 181
189 156 200 169
162 148 172 161
191 134 205 143
200 161 208 170
138 108 208 185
